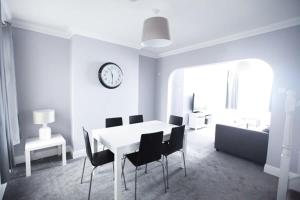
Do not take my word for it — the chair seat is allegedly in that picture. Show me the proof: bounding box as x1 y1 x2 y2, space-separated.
92 149 114 166
126 152 142 167
162 142 177 156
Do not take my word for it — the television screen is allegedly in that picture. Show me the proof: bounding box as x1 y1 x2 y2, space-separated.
192 93 202 113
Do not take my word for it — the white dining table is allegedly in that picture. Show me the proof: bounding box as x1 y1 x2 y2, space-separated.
92 120 188 200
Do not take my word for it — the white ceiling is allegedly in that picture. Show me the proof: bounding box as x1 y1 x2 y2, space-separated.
7 0 300 57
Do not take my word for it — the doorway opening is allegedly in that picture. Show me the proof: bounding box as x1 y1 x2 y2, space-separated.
167 59 273 131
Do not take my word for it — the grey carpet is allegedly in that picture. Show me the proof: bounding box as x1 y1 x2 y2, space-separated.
4 127 278 200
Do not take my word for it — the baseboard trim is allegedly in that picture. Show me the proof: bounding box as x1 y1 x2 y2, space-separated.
264 164 300 179
14 145 73 165
0 183 7 200
72 149 86 159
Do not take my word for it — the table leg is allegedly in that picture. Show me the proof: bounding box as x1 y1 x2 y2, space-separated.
25 150 31 177
181 133 188 169
93 138 98 154
62 143 66 166
58 145 62 156
114 148 122 200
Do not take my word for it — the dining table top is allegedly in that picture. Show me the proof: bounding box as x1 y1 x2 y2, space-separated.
91 120 177 152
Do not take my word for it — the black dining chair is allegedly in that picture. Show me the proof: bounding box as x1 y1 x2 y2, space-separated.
129 115 144 124
106 117 123 128
162 125 186 189
169 115 183 126
129 114 151 173
122 131 167 200
81 127 124 200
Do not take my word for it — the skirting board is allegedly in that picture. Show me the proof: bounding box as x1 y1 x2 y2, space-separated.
14 145 73 165
264 164 300 179
0 183 7 200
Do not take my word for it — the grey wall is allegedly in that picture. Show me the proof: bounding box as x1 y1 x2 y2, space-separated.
12 28 72 156
155 25 300 172
138 56 157 121
71 35 139 151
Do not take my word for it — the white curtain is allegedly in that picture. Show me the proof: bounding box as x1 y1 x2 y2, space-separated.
1 25 20 145
225 68 239 109
0 16 20 182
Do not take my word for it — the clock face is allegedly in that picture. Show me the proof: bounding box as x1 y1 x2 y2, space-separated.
98 62 123 89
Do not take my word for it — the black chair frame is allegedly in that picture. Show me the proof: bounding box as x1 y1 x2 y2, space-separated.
129 115 144 124
122 131 167 200
81 127 127 200
162 125 187 189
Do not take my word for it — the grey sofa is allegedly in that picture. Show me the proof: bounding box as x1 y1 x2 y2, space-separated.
215 124 269 165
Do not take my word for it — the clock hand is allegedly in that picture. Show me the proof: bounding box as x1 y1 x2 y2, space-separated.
111 70 114 85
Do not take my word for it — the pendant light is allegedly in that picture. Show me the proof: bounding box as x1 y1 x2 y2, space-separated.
141 9 171 48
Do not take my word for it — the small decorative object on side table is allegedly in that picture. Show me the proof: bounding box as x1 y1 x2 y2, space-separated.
25 134 66 177
33 109 55 140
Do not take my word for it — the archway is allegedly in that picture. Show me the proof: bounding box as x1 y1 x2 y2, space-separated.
167 59 273 129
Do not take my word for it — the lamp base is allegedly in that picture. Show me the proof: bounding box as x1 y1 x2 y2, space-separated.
39 126 51 140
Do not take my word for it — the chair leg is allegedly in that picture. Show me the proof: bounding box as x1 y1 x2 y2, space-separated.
80 157 87 184
165 156 169 189
135 167 138 200
145 164 148 174
88 167 97 200
122 157 127 190
160 160 167 193
181 151 187 177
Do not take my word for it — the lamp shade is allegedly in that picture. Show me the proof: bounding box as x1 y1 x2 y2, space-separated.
33 109 55 124
141 16 171 48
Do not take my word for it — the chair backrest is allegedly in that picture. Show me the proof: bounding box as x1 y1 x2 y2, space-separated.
138 131 163 165
82 127 93 163
169 115 183 126
106 117 123 128
169 125 185 153
129 115 144 124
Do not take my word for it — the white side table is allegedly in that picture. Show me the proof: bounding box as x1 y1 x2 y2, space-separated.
25 134 66 177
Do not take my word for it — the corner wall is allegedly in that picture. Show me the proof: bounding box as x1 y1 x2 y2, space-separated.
138 56 157 121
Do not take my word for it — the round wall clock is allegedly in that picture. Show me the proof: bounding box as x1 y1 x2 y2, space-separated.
98 62 123 89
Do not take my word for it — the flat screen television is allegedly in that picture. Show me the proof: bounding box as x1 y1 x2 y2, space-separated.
192 93 202 113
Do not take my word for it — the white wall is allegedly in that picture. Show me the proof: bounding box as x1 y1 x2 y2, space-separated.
168 70 185 121
71 35 139 152
156 25 300 173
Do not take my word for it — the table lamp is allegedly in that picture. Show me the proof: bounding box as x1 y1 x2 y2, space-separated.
33 109 55 140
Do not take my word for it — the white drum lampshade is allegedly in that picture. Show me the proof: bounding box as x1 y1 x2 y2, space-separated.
141 16 172 48
33 109 55 140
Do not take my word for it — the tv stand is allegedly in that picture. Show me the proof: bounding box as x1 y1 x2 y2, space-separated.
189 112 212 129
